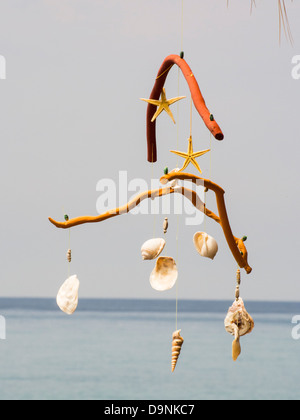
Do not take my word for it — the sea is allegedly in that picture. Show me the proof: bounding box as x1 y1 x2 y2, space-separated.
0 298 299 401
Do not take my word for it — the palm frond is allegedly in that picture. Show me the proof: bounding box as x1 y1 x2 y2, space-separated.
278 0 293 45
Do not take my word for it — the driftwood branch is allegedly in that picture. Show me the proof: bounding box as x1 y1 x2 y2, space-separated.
145 54 224 162
48 172 252 274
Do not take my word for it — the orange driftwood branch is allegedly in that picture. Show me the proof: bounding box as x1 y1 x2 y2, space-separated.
48 173 251 274
146 54 224 162
161 172 251 274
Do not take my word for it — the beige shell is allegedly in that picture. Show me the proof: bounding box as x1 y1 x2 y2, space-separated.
160 168 180 188
141 238 166 260
172 329 184 372
193 232 218 260
149 257 178 291
56 275 80 315
224 298 254 361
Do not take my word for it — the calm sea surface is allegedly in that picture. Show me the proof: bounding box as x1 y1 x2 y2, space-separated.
0 298 299 400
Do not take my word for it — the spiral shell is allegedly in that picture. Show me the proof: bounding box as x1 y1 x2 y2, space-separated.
67 249 72 263
141 238 165 260
193 232 218 260
56 275 80 315
149 257 178 292
171 330 184 372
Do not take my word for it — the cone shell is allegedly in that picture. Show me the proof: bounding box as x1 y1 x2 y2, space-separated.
171 330 184 372
141 238 166 260
193 232 218 260
224 298 254 361
56 275 80 315
149 257 178 291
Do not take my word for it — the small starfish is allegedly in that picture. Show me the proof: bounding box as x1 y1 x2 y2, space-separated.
170 136 210 174
140 88 186 124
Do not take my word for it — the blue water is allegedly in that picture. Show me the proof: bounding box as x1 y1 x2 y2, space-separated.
0 298 299 400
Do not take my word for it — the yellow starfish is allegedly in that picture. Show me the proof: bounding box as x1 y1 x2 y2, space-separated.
141 88 186 124
170 136 210 174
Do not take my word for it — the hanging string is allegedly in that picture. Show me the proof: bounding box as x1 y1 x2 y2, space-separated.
67 229 71 278
189 94 193 138
175 73 181 329
209 133 212 179
181 0 184 52
151 147 157 238
176 67 180 168
175 0 184 331
204 133 213 230
175 215 179 331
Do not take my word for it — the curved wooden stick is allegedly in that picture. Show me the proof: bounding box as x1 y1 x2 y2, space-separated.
146 54 224 162
49 174 251 274
49 186 219 228
161 173 251 274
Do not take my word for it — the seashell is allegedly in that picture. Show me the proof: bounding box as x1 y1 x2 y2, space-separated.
161 167 180 188
149 257 178 291
224 298 254 361
67 249 72 263
163 218 169 234
171 329 184 372
141 238 166 260
193 232 218 260
56 275 80 315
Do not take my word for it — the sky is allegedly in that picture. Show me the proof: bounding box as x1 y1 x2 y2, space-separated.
0 0 299 302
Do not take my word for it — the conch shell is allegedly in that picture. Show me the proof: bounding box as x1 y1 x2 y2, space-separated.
193 232 218 260
56 275 80 315
149 257 178 291
171 330 184 372
224 298 254 361
141 238 166 260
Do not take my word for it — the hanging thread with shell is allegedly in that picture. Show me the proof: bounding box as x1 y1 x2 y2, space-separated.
65 214 72 280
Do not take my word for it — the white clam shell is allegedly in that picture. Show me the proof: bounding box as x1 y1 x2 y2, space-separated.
56 275 80 315
193 232 218 260
141 238 166 260
150 257 178 291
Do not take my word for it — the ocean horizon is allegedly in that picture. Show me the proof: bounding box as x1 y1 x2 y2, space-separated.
0 297 299 314
0 297 299 400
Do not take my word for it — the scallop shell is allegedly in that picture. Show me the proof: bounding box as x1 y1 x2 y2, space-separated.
149 257 178 291
193 232 218 260
56 275 80 315
141 238 166 260
224 298 254 361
